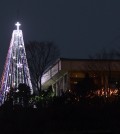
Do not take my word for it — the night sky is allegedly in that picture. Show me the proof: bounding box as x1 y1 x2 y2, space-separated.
0 0 120 76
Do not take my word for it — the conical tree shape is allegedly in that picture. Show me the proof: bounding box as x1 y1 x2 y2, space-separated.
0 22 33 104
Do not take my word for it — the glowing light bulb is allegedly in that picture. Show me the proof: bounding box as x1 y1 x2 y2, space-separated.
19 45 23 48
17 62 23 68
13 56 16 59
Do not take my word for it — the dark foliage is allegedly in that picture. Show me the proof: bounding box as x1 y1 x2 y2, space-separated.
75 73 97 97
6 83 31 108
0 96 120 133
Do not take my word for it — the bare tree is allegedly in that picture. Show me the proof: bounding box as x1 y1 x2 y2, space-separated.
25 41 60 94
89 49 118 60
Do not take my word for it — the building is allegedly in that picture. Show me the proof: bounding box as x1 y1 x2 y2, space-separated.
41 58 120 96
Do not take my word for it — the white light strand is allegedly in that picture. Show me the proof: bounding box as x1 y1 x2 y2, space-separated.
0 22 33 104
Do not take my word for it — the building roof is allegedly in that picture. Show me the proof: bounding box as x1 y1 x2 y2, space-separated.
44 58 120 73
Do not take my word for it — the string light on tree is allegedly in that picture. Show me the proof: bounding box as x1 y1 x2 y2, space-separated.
0 22 33 104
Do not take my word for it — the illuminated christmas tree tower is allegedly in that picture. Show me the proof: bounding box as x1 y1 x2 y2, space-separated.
0 22 33 103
